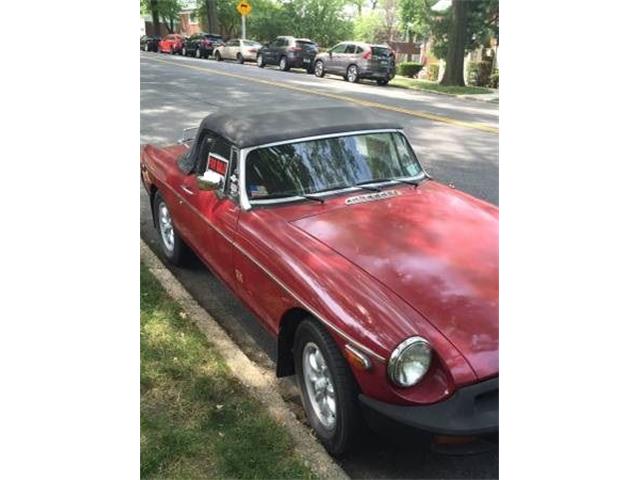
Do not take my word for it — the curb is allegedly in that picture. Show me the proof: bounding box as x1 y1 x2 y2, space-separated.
140 239 349 480
389 81 499 104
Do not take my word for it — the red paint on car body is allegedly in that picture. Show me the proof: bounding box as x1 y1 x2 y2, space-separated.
141 142 498 407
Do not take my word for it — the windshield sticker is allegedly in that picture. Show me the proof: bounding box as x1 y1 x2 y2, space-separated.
345 190 401 205
250 185 269 198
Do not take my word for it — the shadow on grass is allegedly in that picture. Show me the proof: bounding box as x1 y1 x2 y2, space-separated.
140 265 315 479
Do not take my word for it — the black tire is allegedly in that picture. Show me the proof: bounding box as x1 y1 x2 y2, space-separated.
236 53 244 64
144 43 149 52
376 78 389 86
279 56 290 71
346 64 359 83
215 50 223 61
181 46 187 56
314 60 325 77
294 319 362 456
257 54 265 68
195 47 202 59
153 192 187 266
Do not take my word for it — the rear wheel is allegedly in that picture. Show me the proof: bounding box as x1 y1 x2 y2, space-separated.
294 319 362 456
314 60 325 77
257 54 265 68
279 56 290 71
195 47 201 58
236 53 244 64
154 193 187 266
181 46 187 56
346 64 359 83
376 78 389 86
215 50 223 61
144 43 149 52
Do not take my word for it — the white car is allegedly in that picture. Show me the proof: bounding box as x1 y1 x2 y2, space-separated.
214 39 262 63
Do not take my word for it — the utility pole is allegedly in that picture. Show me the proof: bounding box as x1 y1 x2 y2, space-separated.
241 14 246 39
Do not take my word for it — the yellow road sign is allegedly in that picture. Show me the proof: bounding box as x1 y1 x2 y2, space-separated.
236 1 252 16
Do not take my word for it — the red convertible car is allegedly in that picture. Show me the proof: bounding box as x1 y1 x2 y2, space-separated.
140 107 498 455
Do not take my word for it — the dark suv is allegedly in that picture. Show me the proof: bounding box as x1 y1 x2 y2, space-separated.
257 36 318 73
182 33 224 59
314 42 396 85
140 35 161 52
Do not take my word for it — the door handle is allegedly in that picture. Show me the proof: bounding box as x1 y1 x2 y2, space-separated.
180 185 194 195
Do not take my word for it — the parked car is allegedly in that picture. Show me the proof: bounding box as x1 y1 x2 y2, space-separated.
314 42 396 85
158 34 184 54
256 36 318 72
182 33 224 59
140 106 498 455
140 35 161 52
214 38 262 63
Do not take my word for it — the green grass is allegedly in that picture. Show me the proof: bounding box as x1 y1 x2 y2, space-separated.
390 76 494 95
140 263 316 479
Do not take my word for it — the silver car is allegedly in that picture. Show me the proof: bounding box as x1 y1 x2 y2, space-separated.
314 41 396 85
214 39 262 64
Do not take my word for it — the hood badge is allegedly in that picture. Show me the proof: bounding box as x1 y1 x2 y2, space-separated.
345 190 401 205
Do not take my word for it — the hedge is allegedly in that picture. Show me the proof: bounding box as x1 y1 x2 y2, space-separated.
397 62 423 78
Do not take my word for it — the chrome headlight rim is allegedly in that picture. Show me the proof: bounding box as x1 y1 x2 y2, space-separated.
387 336 432 388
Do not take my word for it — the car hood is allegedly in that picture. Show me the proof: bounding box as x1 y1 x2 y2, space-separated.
291 182 498 380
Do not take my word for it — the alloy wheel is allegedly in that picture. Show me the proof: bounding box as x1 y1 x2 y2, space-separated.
279 57 287 70
302 342 337 430
158 201 175 253
196 47 201 58
144 43 149 52
347 65 358 83
315 61 324 77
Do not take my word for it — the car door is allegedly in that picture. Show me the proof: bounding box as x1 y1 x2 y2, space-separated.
342 43 357 74
173 131 240 286
326 43 347 73
225 39 239 59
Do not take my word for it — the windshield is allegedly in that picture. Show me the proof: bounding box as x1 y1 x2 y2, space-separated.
245 132 424 201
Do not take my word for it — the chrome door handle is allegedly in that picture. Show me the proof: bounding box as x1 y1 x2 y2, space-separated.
180 185 194 195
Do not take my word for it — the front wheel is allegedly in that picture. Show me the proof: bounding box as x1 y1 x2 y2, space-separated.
195 47 201 58
215 50 222 61
154 193 187 266
236 53 244 64
257 54 265 68
279 56 290 71
294 319 362 456
346 64 359 83
314 60 325 77
181 46 187 56
144 43 149 52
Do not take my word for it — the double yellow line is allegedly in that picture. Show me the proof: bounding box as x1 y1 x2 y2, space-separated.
144 56 498 135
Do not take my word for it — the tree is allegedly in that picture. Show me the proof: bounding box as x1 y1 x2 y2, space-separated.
205 0 219 33
354 11 386 43
141 0 181 34
433 0 498 85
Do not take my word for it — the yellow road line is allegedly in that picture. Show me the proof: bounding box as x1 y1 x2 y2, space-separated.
144 56 498 134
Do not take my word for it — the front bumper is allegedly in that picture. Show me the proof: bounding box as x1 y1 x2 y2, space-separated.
359 377 498 436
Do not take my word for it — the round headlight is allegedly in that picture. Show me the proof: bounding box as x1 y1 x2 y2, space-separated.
387 337 432 387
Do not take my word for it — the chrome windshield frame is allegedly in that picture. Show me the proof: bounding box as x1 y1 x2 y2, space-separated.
238 129 428 211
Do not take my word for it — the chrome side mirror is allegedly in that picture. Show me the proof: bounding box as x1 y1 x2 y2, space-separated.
197 170 225 192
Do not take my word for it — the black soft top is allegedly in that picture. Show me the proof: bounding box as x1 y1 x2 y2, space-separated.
196 106 401 149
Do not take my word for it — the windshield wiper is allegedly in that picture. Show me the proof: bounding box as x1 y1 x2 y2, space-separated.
353 180 382 192
357 177 423 189
300 194 325 204
252 193 324 204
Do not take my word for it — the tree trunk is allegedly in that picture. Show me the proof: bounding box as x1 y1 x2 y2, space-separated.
206 0 219 33
150 0 161 37
440 0 468 86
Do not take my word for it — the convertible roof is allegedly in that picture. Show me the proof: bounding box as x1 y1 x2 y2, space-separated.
197 106 403 149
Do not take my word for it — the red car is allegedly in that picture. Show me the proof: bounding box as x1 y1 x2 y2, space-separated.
158 34 184 54
140 107 498 455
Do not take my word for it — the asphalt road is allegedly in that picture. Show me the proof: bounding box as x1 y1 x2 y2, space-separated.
140 51 499 479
